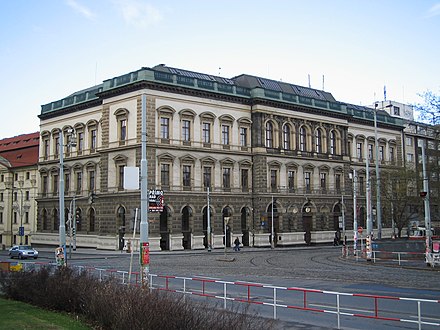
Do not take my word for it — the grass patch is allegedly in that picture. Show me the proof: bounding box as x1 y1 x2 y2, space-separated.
0 297 90 330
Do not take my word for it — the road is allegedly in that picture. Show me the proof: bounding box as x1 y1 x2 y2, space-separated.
2 245 440 329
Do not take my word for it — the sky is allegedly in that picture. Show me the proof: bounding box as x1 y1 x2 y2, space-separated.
1 0 439 139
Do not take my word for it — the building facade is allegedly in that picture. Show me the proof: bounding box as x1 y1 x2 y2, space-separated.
0 133 39 248
33 64 407 250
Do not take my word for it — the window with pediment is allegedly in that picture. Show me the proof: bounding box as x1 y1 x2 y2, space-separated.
114 108 129 146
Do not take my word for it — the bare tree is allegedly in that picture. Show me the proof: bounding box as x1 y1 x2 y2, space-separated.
414 90 440 125
380 167 420 237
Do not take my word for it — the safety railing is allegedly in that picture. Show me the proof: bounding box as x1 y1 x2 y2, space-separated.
8 262 440 329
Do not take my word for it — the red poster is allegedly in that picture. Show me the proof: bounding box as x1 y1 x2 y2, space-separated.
141 242 150 265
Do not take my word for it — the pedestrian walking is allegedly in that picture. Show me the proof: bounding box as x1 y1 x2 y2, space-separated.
233 237 240 251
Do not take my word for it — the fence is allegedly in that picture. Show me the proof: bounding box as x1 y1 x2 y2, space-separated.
13 261 440 330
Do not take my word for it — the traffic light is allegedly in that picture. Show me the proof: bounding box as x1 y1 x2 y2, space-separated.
88 193 96 204
76 209 81 224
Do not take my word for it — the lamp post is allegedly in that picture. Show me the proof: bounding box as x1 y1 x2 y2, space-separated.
350 170 358 256
59 129 76 266
207 187 211 252
373 106 382 239
271 195 274 249
140 93 149 286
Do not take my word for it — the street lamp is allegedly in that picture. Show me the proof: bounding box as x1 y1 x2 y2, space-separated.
59 128 76 266
373 103 392 239
349 170 358 256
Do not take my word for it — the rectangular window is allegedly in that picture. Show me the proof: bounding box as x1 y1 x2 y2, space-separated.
77 132 84 153
25 212 29 224
13 212 17 224
182 120 190 142
0 174 3 182
203 166 212 189
379 146 384 161
270 169 277 192
76 172 82 193
26 172 30 180
183 165 191 187
42 176 48 196
356 142 363 159
118 166 125 189
0 212 3 224
54 136 59 157
304 172 311 193
335 174 341 194
90 129 97 151
390 147 395 163
359 177 365 195
223 167 231 189
393 106 400 116
406 136 413 146
320 173 327 192
120 119 127 141
288 170 295 192
14 173 18 181
241 168 249 192
202 122 211 144
65 173 70 193
161 164 170 187
43 139 49 159
221 124 230 145
14 192 18 202
368 144 373 160
160 117 169 139
89 170 95 192
240 127 248 147
0 193 3 202
407 153 414 162
53 174 58 194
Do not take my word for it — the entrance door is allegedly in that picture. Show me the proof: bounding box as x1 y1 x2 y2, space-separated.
303 215 312 245
241 208 249 246
160 207 169 250
182 206 192 250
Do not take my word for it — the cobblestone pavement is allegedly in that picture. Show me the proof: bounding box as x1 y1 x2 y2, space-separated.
144 246 440 295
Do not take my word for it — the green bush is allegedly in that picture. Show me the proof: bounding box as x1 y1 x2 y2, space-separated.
0 268 273 330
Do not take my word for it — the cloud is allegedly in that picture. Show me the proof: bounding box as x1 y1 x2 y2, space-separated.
113 0 163 28
426 3 440 18
66 0 95 19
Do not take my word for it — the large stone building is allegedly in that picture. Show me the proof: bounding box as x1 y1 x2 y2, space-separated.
0 132 39 248
33 64 409 250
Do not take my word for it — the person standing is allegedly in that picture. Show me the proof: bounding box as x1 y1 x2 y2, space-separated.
234 237 240 251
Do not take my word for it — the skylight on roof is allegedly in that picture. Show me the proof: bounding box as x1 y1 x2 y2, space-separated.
258 78 282 91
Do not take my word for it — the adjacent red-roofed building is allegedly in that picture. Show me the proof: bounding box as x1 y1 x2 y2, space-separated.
0 132 39 247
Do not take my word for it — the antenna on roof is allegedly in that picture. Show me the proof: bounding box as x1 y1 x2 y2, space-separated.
322 75 325 91
384 85 387 101
308 74 311 88
94 62 98 86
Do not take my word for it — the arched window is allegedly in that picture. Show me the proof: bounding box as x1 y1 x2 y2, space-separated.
266 121 274 148
315 128 323 153
42 209 48 230
299 126 307 151
283 125 291 150
53 208 59 231
330 130 336 155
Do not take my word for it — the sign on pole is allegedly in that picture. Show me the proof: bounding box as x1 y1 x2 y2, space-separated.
149 189 164 212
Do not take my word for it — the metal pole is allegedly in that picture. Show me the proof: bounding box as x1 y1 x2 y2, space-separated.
19 184 23 245
374 109 382 239
207 187 211 251
353 170 358 256
59 132 67 265
271 195 274 249
72 196 76 250
341 194 345 240
140 93 149 286
366 145 372 237
421 141 432 255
